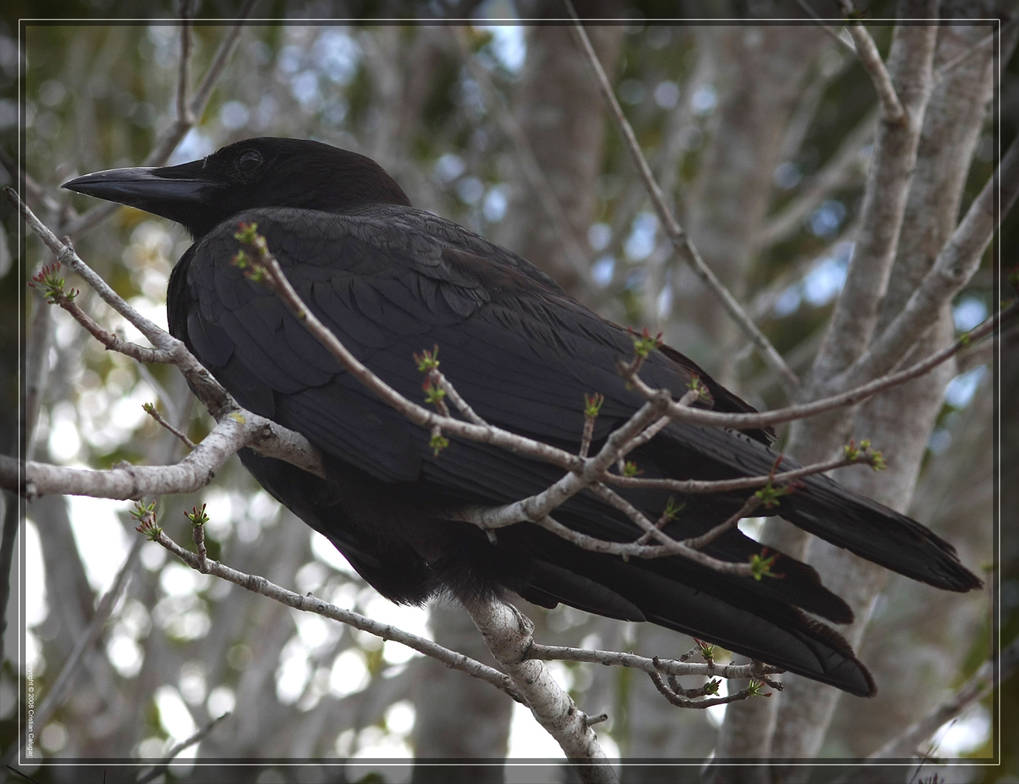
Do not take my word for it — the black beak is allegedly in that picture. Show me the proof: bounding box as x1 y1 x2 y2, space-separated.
63 165 216 204
62 161 225 231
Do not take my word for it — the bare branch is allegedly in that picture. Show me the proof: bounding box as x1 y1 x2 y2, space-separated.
627 300 1012 433
796 0 858 54
429 364 487 425
33 282 174 364
61 5 255 238
956 320 1018 374
527 642 782 683
6 412 321 500
605 450 875 496
837 135 1019 389
681 494 763 551
146 523 526 704
586 482 757 576
143 402 197 451
566 3 800 394
812 11 937 383
460 594 615 777
861 639 1018 762
136 711 230 784
649 669 778 709
840 2 907 123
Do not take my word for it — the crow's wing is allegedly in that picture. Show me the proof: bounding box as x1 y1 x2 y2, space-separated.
166 205 974 696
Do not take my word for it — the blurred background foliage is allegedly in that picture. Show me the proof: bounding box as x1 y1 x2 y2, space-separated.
0 2 1013 781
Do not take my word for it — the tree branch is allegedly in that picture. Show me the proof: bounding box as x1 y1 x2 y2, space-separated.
460 594 615 780
835 638 1018 781
136 711 231 784
811 7 937 384
840 1 907 123
624 299 1010 431
836 134 1019 389
141 519 527 705
61 3 255 238
527 642 781 683
566 2 800 394
795 0 858 54
4 408 323 500
11 189 326 480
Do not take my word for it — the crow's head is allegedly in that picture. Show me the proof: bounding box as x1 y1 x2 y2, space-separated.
63 137 412 238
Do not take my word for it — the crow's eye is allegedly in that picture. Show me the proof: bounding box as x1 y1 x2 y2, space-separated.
235 149 263 174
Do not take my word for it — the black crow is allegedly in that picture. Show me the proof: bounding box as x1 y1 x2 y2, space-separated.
63 137 982 697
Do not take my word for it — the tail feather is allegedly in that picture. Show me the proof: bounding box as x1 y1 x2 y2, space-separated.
662 423 983 592
784 473 983 591
512 535 876 697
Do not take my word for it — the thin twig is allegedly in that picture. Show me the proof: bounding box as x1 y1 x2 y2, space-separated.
796 0 858 54
579 396 601 458
585 483 756 576
604 451 875 496
625 301 1012 432
145 524 526 704
649 670 777 709
135 711 230 784
565 3 800 394
840 1 906 123
143 402 196 451
61 4 254 237
682 495 764 551
12 189 181 353
834 638 1019 780
432 366 487 425
38 286 174 364
527 642 782 682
